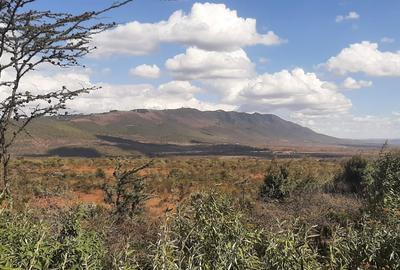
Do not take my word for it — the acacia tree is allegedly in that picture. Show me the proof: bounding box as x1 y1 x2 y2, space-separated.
0 0 132 201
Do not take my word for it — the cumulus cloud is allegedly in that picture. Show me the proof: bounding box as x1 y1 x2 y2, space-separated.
291 112 400 139
91 2 284 57
5 62 395 139
158 80 201 99
129 64 160 79
0 65 234 114
69 80 235 113
342 77 372 90
236 68 352 115
163 47 352 117
165 47 255 80
325 41 400 76
0 67 92 99
335 11 360 23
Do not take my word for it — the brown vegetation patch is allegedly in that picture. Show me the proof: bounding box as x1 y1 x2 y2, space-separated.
145 194 178 219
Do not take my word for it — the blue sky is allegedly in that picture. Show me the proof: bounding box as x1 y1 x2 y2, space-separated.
26 0 400 139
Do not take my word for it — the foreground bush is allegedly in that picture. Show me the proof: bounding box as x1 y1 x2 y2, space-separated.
0 207 105 269
364 150 400 218
262 221 321 270
153 193 264 270
327 219 400 269
1 196 400 269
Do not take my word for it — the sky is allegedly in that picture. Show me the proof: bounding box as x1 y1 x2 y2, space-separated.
20 0 400 139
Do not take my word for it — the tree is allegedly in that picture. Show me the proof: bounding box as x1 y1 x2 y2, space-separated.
0 0 132 201
102 159 153 221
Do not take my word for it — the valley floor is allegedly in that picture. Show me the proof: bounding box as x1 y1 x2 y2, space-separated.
1 154 399 269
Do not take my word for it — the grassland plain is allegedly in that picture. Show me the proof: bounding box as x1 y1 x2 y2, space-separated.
1 154 400 269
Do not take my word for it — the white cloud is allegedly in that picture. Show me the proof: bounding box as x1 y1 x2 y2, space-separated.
91 2 284 57
3 63 397 139
381 37 395 43
163 47 352 117
92 22 159 56
326 41 400 76
0 65 234 114
129 64 160 79
335 11 360 23
236 68 352 115
165 47 254 80
342 77 372 89
291 112 400 139
158 80 201 99
69 81 235 113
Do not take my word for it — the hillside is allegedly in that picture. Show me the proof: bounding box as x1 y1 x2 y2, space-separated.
15 108 349 157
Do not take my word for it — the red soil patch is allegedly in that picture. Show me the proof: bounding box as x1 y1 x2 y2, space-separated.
30 196 73 209
145 194 177 219
30 189 106 209
74 189 105 204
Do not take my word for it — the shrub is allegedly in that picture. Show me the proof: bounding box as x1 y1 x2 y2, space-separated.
0 206 106 269
262 221 322 270
103 160 152 221
326 219 400 269
334 155 368 194
51 206 106 269
364 151 400 218
0 210 55 269
153 193 264 270
260 160 290 201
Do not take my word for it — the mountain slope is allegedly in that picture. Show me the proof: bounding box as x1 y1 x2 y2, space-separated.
16 108 345 156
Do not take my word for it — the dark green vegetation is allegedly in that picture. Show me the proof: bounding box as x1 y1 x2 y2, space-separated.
1 151 400 269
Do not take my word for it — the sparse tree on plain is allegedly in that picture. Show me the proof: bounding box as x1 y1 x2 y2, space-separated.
0 0 132 201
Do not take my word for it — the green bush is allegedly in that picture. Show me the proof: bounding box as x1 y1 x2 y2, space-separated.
364 151 400 218
262 221 321 270
102 160 152 221
0 210 55 269
334 155 368 194
153 193 264 270
0 207 106 269
326 219 400 269
260 160 290 201
51 207 106 269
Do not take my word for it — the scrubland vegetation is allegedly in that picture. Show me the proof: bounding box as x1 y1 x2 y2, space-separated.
0 149 399 269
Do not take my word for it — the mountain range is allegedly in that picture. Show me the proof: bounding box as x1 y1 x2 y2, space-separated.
14 108 392 157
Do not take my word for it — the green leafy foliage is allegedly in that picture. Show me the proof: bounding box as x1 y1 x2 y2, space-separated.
364 151 400 218
153 193 264 270
326 219 400 269
51 207 106 269
260 160 290 200
0 207 105 269
262 221 321 270
334 155 368 193
260 159 331 201
0 210 54 269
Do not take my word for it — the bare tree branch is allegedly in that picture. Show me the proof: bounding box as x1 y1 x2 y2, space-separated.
0 0 133 200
